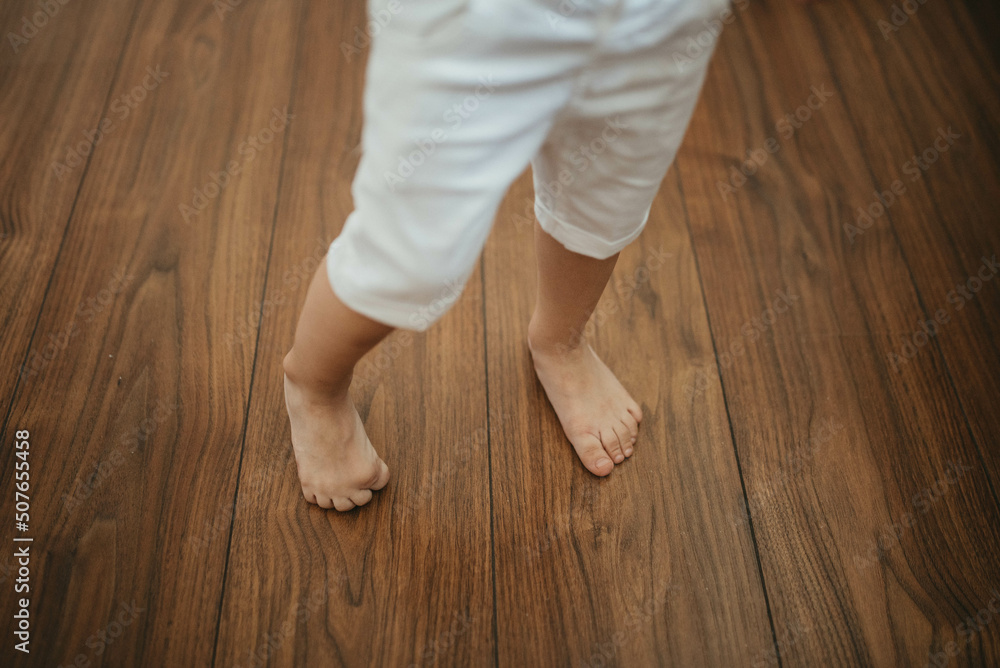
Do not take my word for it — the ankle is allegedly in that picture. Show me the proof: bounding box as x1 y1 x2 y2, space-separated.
282 349 351 402
527 315 587 359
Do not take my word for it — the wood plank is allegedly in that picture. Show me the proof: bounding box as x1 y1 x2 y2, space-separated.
3 0 998 665
0 0 301 665
959 0 1000 67
0 0 140 428
833 0 1000 499
676 0 1000 665
483 168 776 663
212 1 495 665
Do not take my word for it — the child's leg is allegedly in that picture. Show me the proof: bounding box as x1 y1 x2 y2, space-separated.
524 0 724 474
281 0 725 508
281 7 576 510
282 264 392 511
528 221 642 477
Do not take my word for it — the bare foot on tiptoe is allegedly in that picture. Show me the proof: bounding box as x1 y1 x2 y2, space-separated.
283 366 390 511
527 320 643 476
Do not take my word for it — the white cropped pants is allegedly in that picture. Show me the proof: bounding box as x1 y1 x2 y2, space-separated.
327 0 728 329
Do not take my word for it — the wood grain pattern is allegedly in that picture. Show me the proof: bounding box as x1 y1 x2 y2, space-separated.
1 0 998 666
483 169 777 666
837 0 1000 494
1 0 301 664
213 1 494 666
675 0 1000 665
0 0 141 428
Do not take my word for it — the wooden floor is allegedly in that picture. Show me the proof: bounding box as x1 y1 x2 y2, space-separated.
2 0 999 666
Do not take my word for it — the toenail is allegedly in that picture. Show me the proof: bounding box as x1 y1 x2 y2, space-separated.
597 457 612 469
614 454 624 463
625 448 633 456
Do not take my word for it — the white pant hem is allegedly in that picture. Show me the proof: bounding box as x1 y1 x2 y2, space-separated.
533 202 648 260
325 250 433 331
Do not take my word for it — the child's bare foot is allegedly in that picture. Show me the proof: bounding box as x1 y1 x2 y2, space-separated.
527 321 643 476
283 370 390 511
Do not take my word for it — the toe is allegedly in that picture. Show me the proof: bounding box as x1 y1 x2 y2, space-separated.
612 424 632 462
620 416 638 456
627 400 643 424
333 497 356 512
351 489 374 507
621 412 638 438
601 428 626 465
572 434 614 477
369 458 390 491
312 493 333 509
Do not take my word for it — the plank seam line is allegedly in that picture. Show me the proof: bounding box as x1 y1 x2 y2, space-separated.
0 0 145 450
674 168 784 667
208 1 310 665
479 256 500 668
810 7 1000 526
